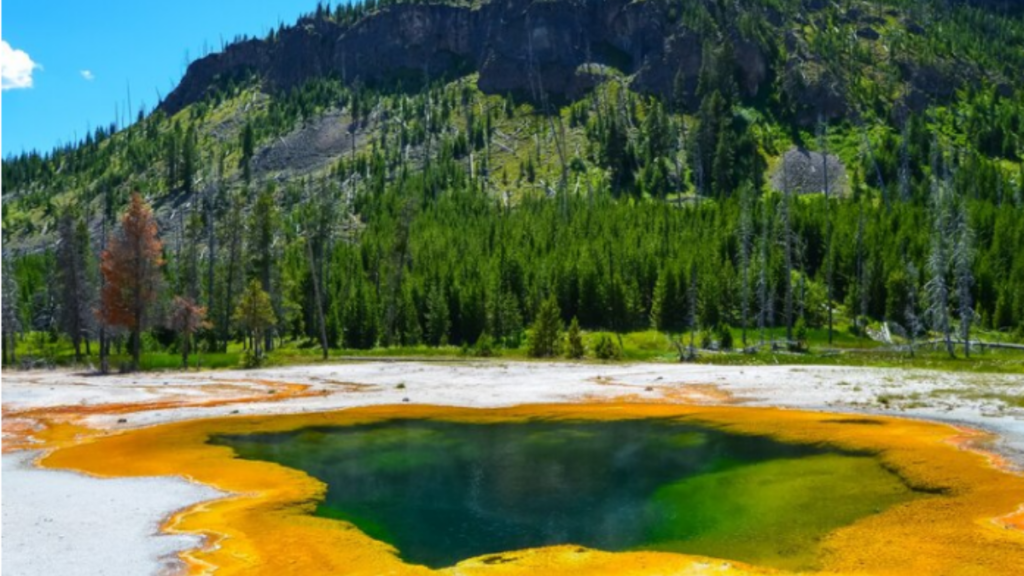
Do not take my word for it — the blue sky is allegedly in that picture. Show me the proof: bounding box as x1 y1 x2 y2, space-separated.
2 1 332 157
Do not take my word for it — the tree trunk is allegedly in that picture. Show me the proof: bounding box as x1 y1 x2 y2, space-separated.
131 329 141 370
99 197 108 373
99 326 108 373
307 240 329 360
821 120 833 346
223 222 240 353
4 331 13 365
206 192 217 349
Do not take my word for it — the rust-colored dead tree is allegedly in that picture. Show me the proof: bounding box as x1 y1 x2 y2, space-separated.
169 296 209 369
100 192 164 370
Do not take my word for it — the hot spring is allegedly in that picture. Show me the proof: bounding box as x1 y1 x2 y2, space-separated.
213 418 926 571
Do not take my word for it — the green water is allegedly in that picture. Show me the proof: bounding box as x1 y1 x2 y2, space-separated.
213 419 923 570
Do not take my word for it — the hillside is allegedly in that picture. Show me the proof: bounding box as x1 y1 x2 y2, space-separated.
2 0 1024 368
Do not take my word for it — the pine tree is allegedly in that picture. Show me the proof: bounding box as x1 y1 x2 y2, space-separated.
166 124 180 192
425 283 451 346
693 90 725 196
594 334 621 360
181 123 199 195
240 121 255 184
642 101 672 161
491 291 523 347
221 192 245 351
528 295 562 357
344 275 378 349
650 267 671 331
182 209 203 300
688 261 699 358
248 185 279 351
712 120 735 196
565 316 585 359
233 280 276 365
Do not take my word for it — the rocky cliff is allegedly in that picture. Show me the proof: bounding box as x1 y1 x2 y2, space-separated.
160 0 1015 125
161 0 772 117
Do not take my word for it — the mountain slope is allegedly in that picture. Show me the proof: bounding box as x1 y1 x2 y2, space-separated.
163 0 1023 123
3 0 1024 364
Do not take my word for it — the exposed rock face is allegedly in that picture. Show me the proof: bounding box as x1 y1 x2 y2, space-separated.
251 110 360 179
771 148 848 196
161 0 747 115
159 0 1002 124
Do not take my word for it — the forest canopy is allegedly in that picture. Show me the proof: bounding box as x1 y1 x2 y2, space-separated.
3 0 1024 369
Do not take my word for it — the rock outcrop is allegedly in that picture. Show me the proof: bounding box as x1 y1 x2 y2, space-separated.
771 148 848 196
159 0 1004 124
161 0 758 116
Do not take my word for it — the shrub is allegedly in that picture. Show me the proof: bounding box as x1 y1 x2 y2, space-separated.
717 323 734 350
594 335 621 360
474 332 497 357
565 317 585 359
794 317 809 351
700 330 713 350
243 348 266 368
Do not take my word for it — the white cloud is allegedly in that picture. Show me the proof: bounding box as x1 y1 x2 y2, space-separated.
80 69 94 81
1 39 39 91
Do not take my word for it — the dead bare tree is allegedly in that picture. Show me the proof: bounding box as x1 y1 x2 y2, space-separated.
757 197 771 347
97 187 111 373
56 213 91 362
738 186 754 346
2 258 21 365
925 168 956 358
953 195 975 357
904 261 924 357
855 207 871 324
819 117 834 345
779 158 794 343
687 261 699 359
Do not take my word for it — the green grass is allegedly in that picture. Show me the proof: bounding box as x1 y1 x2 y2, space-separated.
5 328 1022 375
